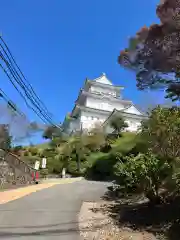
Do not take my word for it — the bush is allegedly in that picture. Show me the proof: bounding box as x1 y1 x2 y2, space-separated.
85 152 119 181
111 132 137 155
41 148 57 158
46 157 64 174
114 151 174 203
128 134 149 156
140 106 180 159
84 132 138 181
28 147 39 156
40 168 48 178
23 151 29 157
66 159 87 176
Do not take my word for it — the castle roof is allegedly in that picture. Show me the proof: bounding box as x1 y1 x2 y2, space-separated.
84 73 124 90
103 106 148 127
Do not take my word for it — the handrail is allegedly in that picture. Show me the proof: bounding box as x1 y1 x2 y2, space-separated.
0 150 39 185
7 152 35 171
4 152 37 179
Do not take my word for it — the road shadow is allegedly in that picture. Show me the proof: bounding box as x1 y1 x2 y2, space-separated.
100 187 180 240
0 218 109 238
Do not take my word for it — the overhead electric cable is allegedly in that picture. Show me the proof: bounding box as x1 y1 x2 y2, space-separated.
0 88 25 117
0 50 55 124
0 43 53 120
0 53 55 125
0 36 59 127
0 36 51 115
0 63 53 124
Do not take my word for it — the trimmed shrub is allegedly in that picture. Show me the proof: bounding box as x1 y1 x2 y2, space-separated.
111 132 137 155
85 152 119 181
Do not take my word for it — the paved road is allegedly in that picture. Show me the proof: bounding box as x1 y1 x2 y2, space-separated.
0 180 111 239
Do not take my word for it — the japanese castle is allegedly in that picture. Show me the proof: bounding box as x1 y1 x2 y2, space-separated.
63 73 147 134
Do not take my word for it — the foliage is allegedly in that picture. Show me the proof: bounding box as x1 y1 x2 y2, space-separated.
114 151 173 202
140 106 180 159
0 124 11 151
128 133 149 155
110 106 180 202
41 148 57 158
109 116 128 135
118 0 180 100
43 125 62 140
85 152 119 181
62 133 89 172
50 137 64 148
35 142 49 149
23 150 29 157
46 156 64 174
85 132 138 181
40 168 48 178
84 127 106 152
67 160 87 176
28 147 39 156
111 132 137 155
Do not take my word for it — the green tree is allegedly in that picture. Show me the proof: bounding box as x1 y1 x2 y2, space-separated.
60 133 88 173
110 116 128 136
140 106 180 159
84 126 106 152
118 0 180 101
49 132 68 148
0 124 11 151
43 125 62 140
28 147 39 156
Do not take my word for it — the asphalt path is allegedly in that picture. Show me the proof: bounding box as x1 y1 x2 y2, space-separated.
0 180 111 239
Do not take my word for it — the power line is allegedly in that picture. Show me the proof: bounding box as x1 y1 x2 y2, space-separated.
0 36 59 127
0 87 25 118
0 55 54 125
0 39 53 118
0 50 55 125
0 63 54 125
0 88 46 144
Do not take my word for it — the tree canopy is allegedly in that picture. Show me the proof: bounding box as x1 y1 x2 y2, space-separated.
118 0 180 101
43 125 62 140
110 116 128 135
140 105 180 159
0 124 11 151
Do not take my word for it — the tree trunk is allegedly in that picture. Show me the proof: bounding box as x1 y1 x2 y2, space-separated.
146 190 161 205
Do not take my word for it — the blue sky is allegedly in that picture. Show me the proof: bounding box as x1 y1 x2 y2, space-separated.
0 0 161 144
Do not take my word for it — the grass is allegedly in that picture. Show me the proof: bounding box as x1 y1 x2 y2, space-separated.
111 132 136 154
34 142 50 149
85 132 136 167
